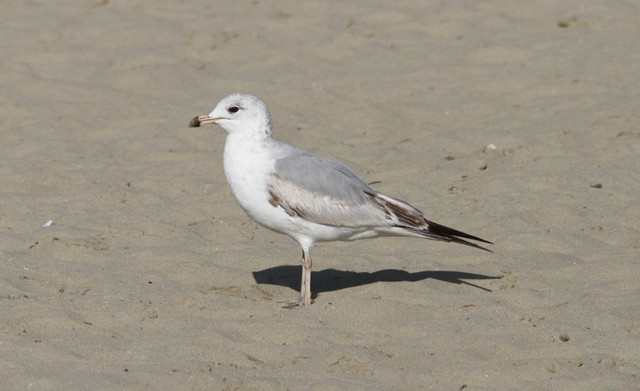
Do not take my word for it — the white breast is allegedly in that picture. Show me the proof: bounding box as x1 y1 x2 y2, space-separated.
222 135 292 232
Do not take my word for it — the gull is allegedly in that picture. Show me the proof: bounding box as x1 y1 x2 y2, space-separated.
189 93 491 306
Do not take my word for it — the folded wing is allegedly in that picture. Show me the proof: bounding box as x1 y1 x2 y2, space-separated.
268 150 492 250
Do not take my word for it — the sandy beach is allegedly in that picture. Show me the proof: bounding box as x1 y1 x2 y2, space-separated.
1 1 639 389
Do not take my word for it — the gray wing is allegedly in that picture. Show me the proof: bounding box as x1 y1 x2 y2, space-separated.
268 150 388 227
275 150 374 203
269 149 493 250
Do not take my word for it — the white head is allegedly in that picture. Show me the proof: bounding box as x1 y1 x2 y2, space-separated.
189 93 273 138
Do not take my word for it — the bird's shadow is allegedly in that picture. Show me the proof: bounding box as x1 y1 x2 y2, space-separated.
252 266 502 296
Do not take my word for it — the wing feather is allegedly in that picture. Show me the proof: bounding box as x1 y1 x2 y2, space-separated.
268 149 492 250
267 172 388 227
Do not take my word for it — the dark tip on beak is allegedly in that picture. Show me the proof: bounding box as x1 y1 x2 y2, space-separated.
189 116 201 128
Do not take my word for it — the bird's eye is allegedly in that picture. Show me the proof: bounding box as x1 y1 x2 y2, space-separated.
228 106 240 114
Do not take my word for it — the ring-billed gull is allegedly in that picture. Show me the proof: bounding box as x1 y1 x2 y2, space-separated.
189 93 491 306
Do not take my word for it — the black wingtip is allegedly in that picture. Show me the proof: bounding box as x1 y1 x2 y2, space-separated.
447 236 493 252
426 220 493 252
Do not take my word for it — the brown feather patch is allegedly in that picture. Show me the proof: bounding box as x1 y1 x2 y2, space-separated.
364 192 391 218
268 195 279 208
269 189 302 218
366 191 425 228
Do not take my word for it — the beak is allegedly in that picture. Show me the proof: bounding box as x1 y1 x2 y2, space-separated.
189 115 221 128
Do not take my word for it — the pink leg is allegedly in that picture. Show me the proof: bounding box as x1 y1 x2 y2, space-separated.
299 248 313 306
